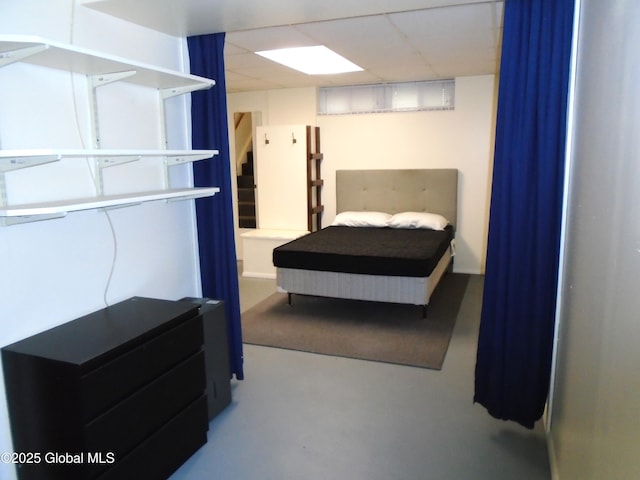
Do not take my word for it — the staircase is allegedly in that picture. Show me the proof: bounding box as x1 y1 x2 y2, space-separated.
237 151 256 228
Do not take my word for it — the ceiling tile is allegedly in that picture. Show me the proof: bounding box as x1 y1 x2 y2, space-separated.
389 3 497 42
84 0 491 36
84 0 504 92
226 26 316 52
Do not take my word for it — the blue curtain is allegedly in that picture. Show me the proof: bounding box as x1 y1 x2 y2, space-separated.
474 0 574 428
187 33 244 380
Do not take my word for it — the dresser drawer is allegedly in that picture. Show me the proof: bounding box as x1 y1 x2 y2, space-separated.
95 395 208 480
84 351 205 458
81 314 203 420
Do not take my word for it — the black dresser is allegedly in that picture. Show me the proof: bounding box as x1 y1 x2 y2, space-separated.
1 297 209 480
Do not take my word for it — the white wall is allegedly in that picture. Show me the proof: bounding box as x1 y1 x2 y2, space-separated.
228 76 496 274
548 1 640 478
0 3 202 478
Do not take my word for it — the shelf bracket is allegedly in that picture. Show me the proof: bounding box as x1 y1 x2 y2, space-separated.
160 83 214 100
87 70 137 150
89 70 137 88
157 82 216 187
0 212 67 226
0 155 61 173
161 151 218 189
167 189 220 202
164 152 215 167
87 157 104 196
157 83 214 175
0 44 48 68
0 172 6 208
99 202 142 212
92 154 143 195
97 155 142 168
158 90 170 154
0 155 61 208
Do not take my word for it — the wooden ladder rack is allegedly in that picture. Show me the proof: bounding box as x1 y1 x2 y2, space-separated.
306 126 324 232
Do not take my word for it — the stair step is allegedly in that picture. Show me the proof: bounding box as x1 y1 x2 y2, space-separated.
237 188 255 202
237 175 254 188
242 162 254 175
238 203 256 216
239 216 256 228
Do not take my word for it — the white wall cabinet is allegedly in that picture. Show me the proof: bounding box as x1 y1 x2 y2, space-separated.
0 35 220 226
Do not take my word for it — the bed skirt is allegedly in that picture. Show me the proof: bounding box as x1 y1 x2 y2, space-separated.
276 247 452 306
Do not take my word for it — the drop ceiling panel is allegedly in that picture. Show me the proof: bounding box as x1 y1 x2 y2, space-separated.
225 72 283 92
226 26 317 53
224 51 279 71
389 3 497 41
295 16 408 60
83 0 493 36
431 55 497 78
82 0 504 92
318 70 383 86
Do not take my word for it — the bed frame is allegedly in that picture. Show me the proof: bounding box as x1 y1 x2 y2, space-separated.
276 169 459 315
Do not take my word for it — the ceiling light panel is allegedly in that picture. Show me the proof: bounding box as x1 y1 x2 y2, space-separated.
255 46 363 75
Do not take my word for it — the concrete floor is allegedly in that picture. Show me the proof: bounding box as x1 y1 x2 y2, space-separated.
170 274 551 480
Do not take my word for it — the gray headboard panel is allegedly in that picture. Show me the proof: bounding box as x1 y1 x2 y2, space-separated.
336 169 459 227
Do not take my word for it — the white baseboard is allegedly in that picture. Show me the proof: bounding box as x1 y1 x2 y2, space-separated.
242 271 276 280
453 268 484 275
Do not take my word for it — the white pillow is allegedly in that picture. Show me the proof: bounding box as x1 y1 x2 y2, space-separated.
388 211 449 230
331 211 392 227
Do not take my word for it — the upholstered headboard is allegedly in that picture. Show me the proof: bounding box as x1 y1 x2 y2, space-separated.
336 169 459 228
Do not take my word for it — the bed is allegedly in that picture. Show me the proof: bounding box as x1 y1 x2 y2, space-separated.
273 169 458 316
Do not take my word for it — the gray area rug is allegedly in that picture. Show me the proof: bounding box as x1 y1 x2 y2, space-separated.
241 273 470 370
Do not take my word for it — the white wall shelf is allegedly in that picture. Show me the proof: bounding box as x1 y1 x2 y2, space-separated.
0 149 219 172
0 187 220 226
0 35 215 92
0 35 220 226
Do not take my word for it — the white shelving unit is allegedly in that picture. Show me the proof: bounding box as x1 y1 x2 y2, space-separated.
0 149 217 172
0 188 219 225
0 35 220 226
0 35 214 92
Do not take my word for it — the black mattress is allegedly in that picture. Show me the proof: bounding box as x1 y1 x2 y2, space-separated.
273 225 454 277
